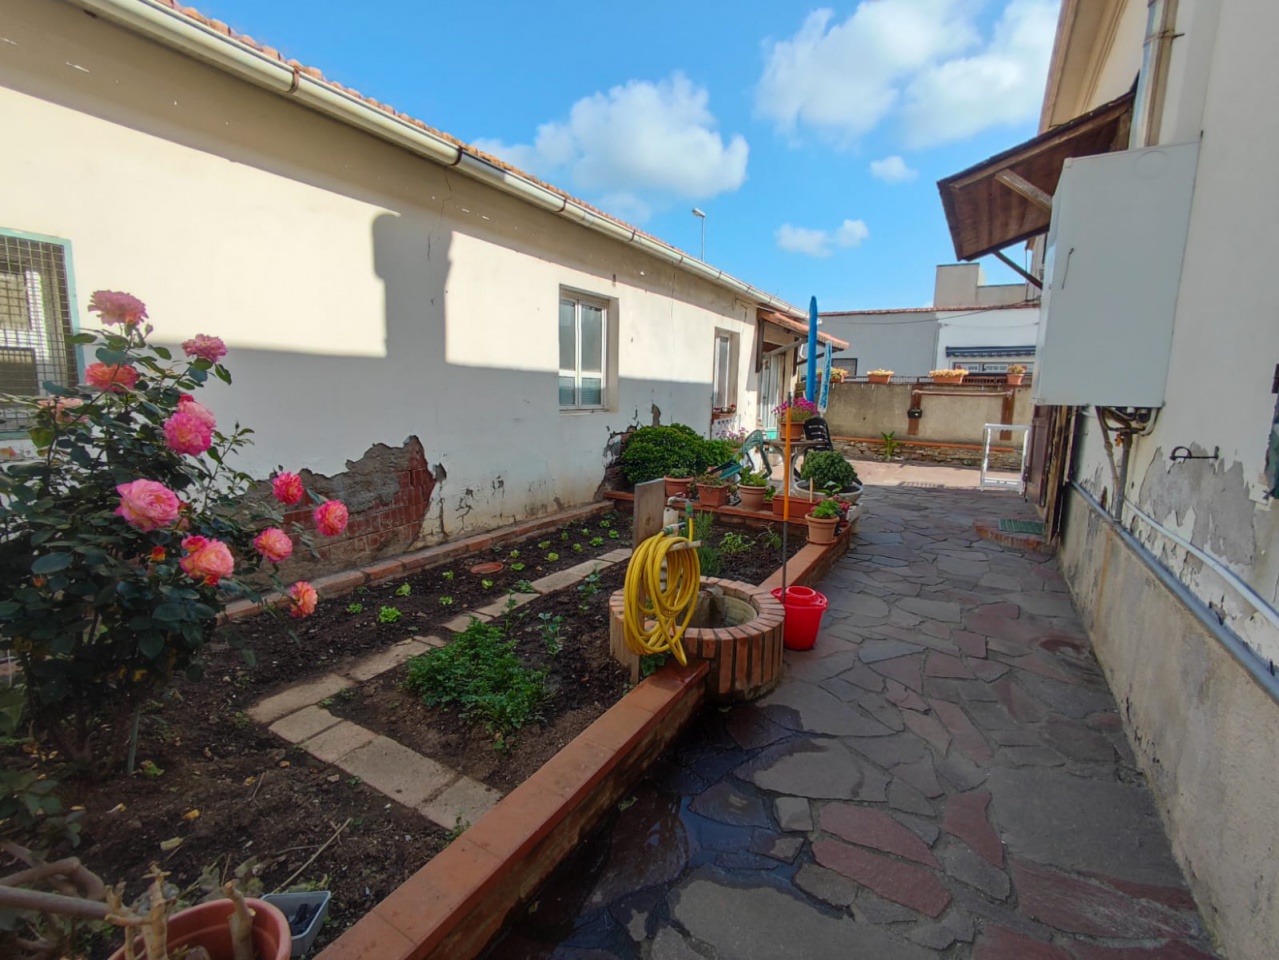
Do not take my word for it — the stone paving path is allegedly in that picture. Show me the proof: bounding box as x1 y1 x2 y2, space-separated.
488 486 1221 960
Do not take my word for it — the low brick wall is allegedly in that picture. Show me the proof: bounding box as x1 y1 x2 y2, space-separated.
316 660 708 960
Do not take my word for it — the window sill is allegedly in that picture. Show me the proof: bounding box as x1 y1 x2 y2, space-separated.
559 407 611 416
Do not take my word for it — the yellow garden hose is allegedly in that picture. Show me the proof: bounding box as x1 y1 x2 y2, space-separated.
622 515 701 666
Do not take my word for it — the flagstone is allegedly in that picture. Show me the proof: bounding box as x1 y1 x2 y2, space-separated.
813 839 951 917
820 803 940 867
870 653 924 692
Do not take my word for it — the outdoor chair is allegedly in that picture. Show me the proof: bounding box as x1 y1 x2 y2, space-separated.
705 430 773 505
793 417 834 480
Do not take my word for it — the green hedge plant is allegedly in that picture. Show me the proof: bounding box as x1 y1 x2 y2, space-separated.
799 450 860 493
620 424 726 484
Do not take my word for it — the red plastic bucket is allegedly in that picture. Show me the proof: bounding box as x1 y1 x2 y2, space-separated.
771 587 828 651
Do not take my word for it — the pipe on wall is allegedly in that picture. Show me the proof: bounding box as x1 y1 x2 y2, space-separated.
1069 480 1279 704
68 0 802 317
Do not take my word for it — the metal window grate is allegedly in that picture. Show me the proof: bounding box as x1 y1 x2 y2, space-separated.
0 235 77 431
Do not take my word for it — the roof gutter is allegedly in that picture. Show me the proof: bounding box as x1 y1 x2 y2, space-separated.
69 0 802 318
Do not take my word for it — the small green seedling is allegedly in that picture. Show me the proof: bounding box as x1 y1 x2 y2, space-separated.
395 583 412 597
440 596 454 606
481 578 494 589
514 579 536 593
546 552 560 562
139 760 164 778
572 543 583 553
509 549 520 559
608 529 620 540
538 540 551 550
589 536 604 547
560 531 569 541
442 570 455 581
378 606 403 624
510 561 526 572
346 602 364 614
599 519 612 529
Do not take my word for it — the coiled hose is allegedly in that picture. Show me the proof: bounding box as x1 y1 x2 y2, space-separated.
622 517 701 667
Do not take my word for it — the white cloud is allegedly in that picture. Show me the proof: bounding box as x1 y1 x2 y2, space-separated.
756 0 978 143
869 155 918 183
756 0 1057 149
474 73 748 221
902 0 1059 148
776 219 870 257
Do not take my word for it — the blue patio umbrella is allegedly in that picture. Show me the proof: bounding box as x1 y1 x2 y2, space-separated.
805 295 819 403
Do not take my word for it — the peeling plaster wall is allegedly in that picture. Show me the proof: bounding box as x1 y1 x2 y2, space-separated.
1068 0 1279 668
0 1 763 553
1058 489 1279 959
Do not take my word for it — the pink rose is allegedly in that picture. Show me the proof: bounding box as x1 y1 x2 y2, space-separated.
287 581 318 619
163 411 213 457
182 334 227 363
180 537 234 585
88 290 148 327
38 396 86 424
177 397 216 431
313 500 349 537
115 479 180 532
180 535 208 553
253 527 293 564
85 362 139 393
272 472 304 506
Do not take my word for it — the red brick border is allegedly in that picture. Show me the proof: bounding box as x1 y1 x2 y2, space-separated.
314 661 708 960
217 502 613 624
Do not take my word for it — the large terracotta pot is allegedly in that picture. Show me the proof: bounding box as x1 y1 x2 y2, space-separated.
737 485 767 511
664 476 692 498
781 420 806 441
109 898 291 960
806 515 839 545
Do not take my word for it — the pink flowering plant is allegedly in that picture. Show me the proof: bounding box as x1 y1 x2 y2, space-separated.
773 396 819 423
0 291 345 770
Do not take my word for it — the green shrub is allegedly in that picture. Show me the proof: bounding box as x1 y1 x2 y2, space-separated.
405 619 545 738
619 424 723 484
800 451 860 491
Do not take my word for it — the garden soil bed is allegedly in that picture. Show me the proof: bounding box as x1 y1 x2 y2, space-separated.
328 523 804 792
4 510 801 958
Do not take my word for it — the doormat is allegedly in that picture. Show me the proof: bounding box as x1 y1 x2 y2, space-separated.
998 518 1045 535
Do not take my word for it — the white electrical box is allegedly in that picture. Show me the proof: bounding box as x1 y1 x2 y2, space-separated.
1033 142 1200 408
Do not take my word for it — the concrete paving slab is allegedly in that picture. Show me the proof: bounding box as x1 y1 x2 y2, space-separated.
248 674 353 724
337 735 457 808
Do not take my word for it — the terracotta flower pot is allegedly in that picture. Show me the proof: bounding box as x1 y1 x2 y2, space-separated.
806 515 839 545
782 420 806 441
1006 373 1025 386
697 484 731 508
664 477 692 498
109 898 291 960
931 373 966 385
738 485 767 511
867 374 892 384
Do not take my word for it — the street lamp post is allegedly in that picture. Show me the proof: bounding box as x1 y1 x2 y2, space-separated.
692 208 706 260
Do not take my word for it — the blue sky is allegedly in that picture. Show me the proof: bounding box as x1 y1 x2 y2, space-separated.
191 0 1059 310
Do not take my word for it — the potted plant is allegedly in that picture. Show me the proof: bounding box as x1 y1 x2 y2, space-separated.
929 368 967 384
1006 363 1027 386
797 451 863 503
735 470 769 511
806 497 842 544
828 367 848 383
664 465 693 498
693 471 734 508
866 369 894 384
773 397 819 440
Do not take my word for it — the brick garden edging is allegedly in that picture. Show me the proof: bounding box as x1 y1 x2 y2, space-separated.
217 501 614 623
314 660 708 960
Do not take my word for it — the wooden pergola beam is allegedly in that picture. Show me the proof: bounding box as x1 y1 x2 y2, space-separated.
995 170 1054 212
993 249 1045 290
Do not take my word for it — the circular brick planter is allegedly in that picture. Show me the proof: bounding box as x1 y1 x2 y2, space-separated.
609 578 786 703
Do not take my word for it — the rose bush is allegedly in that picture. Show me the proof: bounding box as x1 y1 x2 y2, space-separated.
0 292 346 770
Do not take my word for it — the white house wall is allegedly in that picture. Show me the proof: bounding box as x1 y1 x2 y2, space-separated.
1 0 759 544
1067 0 1279 668
934 306 1040 370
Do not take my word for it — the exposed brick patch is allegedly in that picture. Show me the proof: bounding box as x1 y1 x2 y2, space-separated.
941 790 1003 867
1010 860 1197 939
974 925 1071 960
812 838 951 917
819 804 940 867
974 523 1052 553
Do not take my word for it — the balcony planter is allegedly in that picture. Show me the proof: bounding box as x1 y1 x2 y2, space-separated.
867 373 892 385
929 370 967 385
